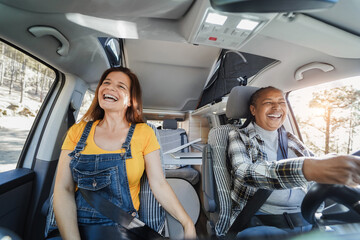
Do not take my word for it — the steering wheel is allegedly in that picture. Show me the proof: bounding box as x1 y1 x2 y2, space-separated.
0 227 22 240
301 150 360 225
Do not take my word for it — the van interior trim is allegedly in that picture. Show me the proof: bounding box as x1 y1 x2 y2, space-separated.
295 62 334 81
28 26 70 56
0 169 35 195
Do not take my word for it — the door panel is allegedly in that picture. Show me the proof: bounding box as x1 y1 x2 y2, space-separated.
0 169 35 237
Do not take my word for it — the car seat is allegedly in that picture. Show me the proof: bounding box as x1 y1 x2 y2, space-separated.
158 119 200 185
151 123 200 238
201 86 259 236
158 119 189 155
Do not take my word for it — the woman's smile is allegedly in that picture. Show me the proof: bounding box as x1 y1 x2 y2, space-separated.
98 71 131 111
250 88 288 131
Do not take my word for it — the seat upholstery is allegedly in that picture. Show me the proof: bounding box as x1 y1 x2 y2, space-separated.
203 124 237 235
201 86 259 236
154 123 200 238
165 179 200 238
158 119 189 154
162 119 178 130
138 123 166 232
165 167 200 185
158 119 200 185
141 124 200 238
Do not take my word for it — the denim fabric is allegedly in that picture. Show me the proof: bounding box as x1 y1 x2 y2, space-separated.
235 211 312 239
236 224 312 238
71 121 137 225
45 195 57 236
46 121 137 235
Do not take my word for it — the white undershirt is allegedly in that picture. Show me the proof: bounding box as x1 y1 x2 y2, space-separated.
253 123 306 214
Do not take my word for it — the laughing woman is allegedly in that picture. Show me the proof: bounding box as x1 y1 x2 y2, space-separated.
48 67 196 239
227 86 360 238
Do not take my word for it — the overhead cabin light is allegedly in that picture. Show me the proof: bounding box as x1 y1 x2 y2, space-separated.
236 19 259 31
205 13 228 25
66 13 139 39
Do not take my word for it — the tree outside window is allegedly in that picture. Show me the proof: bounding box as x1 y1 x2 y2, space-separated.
289 78 360 156
0 41 55 172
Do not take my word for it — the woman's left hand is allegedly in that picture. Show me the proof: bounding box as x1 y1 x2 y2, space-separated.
183 221 196 240
144 150 197 239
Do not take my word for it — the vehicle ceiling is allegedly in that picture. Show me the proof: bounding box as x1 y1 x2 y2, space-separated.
0 0 360 112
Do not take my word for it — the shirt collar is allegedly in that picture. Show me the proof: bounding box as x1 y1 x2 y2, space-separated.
244 122 260 140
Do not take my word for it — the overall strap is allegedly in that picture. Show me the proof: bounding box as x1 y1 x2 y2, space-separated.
121 123 136 159
74 121 94 153
277 126 288 160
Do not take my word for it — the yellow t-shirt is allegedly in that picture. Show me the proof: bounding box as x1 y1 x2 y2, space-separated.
61 120 160 210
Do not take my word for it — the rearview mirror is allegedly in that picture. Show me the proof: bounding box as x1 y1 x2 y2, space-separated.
210 0 338 13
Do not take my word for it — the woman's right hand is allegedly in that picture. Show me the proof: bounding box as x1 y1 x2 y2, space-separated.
53 150 81 240
303 154 360 187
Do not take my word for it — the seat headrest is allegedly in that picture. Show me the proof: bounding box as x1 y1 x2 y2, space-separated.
163 119 178 129
226 86 260 120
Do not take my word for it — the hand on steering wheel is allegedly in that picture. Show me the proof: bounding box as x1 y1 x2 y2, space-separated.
301 150 360 226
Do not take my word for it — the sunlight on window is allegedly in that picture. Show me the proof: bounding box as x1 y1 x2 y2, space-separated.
289 77 360 156
76 90 94 122
0 41 55 172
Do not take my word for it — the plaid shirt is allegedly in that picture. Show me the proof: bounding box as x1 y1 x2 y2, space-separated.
227 122 314 224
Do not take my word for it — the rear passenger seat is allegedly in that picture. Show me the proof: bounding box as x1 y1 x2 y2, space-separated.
158 119 189 154
148 123 200 238
158 119 200 185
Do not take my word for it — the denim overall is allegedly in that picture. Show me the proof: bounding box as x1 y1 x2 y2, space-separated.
46 122 165 238
70 121 138 226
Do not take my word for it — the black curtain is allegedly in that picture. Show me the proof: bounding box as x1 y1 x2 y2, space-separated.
197 51 275 108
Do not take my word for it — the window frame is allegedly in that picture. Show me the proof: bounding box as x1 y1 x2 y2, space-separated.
0 38 62 170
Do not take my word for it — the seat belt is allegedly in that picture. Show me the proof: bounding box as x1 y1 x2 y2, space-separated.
226 189 272 239
79 189 163 240
67 102 76 129
225 126 288 239
277 126 288 159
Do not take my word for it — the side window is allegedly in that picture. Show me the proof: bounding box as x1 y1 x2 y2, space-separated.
76 89 95 122
0 41 55 172
288 78 360 155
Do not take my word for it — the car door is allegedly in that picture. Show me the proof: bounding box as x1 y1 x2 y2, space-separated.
0 39 87 240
